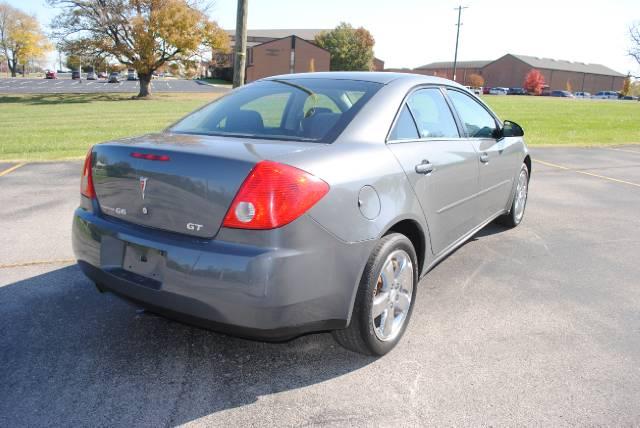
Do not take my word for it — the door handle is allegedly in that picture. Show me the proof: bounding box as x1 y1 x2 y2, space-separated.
415 160 434 174
479 152 489 163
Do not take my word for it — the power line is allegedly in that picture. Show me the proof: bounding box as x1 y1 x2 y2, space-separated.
452 5 468 82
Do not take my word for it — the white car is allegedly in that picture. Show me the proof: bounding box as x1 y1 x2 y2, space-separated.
592 91 618 99
574 91 591 98
465 86 482 95
489 87 508 95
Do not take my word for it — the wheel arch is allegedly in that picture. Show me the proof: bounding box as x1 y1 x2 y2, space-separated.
524 154 532 177
383 218 428 276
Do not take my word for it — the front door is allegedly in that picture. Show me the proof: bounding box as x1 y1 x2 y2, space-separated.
445 89 517 221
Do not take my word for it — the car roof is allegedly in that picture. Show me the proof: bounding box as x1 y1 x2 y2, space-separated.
260 71 460 87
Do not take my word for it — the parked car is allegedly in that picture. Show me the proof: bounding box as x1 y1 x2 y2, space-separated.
98 72 108 79
127 69 138 81
482 87 491 95
622 95 639 100
507 87 527 95
73 72 530 356
465 86 482 95
71 70 81 80
574 91 591 98
45 70 57 79
489 87 508 95
593 91 619 99
550 90 574 98
108 72 120 83
86 71 97 80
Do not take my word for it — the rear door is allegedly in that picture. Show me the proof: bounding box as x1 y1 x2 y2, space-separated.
445 88 519 221
387 87 480 256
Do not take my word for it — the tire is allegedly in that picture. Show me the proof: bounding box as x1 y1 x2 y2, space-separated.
497 162 530 228
332 233 418 356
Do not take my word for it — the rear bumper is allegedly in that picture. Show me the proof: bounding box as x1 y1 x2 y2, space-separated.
72 207 374 340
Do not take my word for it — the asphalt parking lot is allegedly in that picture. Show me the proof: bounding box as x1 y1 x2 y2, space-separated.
0 78 228 94
1 146 640 426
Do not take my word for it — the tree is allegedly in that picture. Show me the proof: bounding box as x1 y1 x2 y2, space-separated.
64 50 110 72
630 23 640 69
49 0 229 97
523 69 546 95
467 73 484 88
0 3 51 77
630 80 640 97
315 22 375 71
621 75 631 96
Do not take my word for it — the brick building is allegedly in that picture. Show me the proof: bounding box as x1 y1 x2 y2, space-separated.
411 53 625 93
413 60 491 82
212 29 384 82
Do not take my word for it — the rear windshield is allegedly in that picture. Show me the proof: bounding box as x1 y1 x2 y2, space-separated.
170 78 383 143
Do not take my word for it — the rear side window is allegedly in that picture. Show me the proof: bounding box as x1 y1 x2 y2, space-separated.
389 105 419 140
170 79 382 143
406 88 460 138
447 90 498 138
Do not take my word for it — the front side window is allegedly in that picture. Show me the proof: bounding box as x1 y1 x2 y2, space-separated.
170 79 383 143
406 88 460 138
447 89 498 138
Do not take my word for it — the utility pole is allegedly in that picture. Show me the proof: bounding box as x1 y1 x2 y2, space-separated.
452 5 468 82
232 0 249 88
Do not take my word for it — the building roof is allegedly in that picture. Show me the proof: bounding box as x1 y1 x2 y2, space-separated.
507 54 625 77
413 54 624 77
415 60 492 70
250 35 330 53
226 29 328 41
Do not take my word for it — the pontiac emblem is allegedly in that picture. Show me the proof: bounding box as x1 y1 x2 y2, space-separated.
139 177 148 200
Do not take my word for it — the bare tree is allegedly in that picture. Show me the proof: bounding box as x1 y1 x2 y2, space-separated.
630 23 640 73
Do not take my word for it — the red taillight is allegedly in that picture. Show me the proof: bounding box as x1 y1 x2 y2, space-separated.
81 147 95 199
222 161 329 230
131 152 170 161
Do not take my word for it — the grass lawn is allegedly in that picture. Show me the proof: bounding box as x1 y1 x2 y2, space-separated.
483 96 640 146
0 93 221 161
1 92 639 161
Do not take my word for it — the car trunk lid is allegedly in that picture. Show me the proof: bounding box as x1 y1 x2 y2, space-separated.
91 133 322 238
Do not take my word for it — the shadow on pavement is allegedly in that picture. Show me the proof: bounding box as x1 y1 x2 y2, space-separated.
472 222 510 239
0 265 375 426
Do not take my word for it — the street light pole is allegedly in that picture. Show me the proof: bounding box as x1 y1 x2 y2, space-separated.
232 0 249 88
452 5 467 82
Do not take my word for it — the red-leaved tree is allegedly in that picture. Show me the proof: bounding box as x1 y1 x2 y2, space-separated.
523 69 546 95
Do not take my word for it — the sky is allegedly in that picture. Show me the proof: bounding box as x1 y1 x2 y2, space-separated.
10 0 640 75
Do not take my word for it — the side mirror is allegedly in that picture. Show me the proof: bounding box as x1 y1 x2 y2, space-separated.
502 120 524 138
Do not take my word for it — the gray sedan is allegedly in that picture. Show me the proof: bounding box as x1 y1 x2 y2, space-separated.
73 72 530 355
